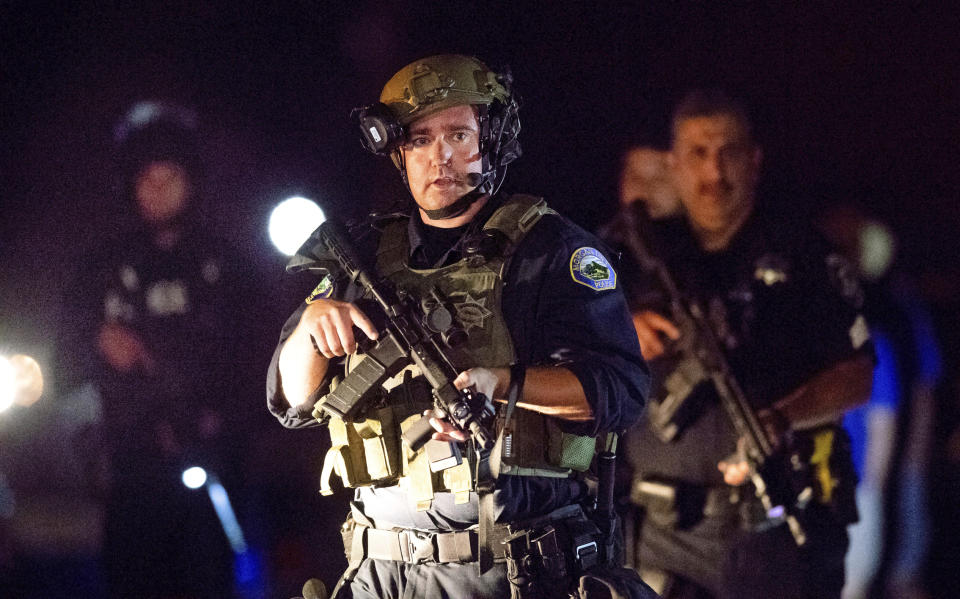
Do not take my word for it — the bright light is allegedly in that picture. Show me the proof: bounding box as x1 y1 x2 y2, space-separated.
0 357 14 413
269 196 325 256
0 354 44 411
12 355 42 407
859 220 896 281
182 466 208 489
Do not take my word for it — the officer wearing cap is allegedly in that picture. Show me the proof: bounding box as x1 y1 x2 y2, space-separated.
266 55 649 597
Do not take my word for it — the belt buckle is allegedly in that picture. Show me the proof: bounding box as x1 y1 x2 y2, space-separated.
406 530 435 564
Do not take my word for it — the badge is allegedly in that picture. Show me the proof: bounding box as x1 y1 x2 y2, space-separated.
305 275 334 304
451 292 493 331
754 254 789 287
569 247 617 291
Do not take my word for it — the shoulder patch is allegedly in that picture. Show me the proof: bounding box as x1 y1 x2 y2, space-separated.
569 247 617 291
305 275 334 304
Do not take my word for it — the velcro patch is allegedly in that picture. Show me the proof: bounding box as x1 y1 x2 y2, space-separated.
570 247 617 291
305 275 334 304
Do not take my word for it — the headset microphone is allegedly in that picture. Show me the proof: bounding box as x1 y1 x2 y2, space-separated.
466 171 492 188
422 171 495 221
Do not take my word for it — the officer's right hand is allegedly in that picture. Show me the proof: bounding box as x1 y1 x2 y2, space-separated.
97 322 156 373
298 299 378 358
632 310 680 360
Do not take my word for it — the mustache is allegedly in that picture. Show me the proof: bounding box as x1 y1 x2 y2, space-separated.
698 181 732 196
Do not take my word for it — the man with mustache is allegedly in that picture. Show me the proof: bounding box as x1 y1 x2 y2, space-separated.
267 55 651 598
608 90 875 598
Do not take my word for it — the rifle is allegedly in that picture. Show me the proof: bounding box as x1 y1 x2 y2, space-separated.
617 205 812 546
288 219 497 464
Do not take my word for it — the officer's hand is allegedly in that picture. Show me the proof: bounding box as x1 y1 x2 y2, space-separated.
453 367 504 400
632 310 680 360
298 299 378 358
97 322 156 373
756 408 788 451
425 367 505 443
426 409 468 443
718 438 751 486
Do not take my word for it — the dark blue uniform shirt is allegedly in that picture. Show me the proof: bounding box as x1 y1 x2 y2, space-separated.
619 209 871 486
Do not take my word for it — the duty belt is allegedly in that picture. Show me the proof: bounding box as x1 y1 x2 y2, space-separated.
631 477 775 532
631 478 745 518
346 503 600 568
352 524 512 564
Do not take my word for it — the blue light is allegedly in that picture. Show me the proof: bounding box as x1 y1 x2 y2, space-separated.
207 478 247 554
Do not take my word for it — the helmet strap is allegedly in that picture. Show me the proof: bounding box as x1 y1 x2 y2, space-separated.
421 190 485 220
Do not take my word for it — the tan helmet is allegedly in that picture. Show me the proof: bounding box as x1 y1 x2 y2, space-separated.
379 54 511 127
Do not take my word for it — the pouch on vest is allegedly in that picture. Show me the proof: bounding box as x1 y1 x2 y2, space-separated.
499 407 597 476
320 404 400 495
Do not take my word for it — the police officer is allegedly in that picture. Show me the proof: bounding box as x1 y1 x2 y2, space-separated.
604 90 875 599
266 55 650 598
58 101 256 598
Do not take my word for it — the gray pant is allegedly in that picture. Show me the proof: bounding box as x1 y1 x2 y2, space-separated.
333 558 511 599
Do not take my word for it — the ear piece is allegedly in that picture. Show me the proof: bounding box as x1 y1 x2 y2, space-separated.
352 103 404 155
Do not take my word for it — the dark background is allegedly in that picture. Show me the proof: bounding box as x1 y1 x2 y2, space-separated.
1 0 958 595
3 2 958 360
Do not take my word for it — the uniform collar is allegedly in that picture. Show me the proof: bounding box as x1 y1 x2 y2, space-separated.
406 196 504 268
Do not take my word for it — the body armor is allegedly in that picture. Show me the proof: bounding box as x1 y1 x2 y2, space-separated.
319 196 598 510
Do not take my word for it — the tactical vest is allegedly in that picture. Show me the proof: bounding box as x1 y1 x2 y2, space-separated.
319 195 598 511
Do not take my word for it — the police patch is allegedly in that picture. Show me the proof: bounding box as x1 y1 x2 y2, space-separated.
569 247 616 291
305 275 334 304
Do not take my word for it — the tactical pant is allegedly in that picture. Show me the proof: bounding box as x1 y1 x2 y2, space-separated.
332 559 510 598
636 503 848 599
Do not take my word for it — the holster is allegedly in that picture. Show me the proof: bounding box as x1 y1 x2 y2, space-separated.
502 506 603 599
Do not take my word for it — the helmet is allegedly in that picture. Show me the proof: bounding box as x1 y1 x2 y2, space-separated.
114 100 202 195
353 54 521 198
380 54 510 128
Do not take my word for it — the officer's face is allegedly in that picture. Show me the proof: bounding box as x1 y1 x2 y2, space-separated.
135 161 191 225
669 114 761 242
401 104 483 218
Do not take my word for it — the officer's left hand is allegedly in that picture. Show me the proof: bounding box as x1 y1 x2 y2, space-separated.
427 409 468 443
427 367 506 443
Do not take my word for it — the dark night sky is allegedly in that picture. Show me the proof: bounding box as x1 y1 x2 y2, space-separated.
2 1 958 378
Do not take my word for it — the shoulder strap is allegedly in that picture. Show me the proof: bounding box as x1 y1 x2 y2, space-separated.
484 194 556 249
375 218 410 279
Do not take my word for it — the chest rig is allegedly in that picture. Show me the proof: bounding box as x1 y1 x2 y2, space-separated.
318 195 598 511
